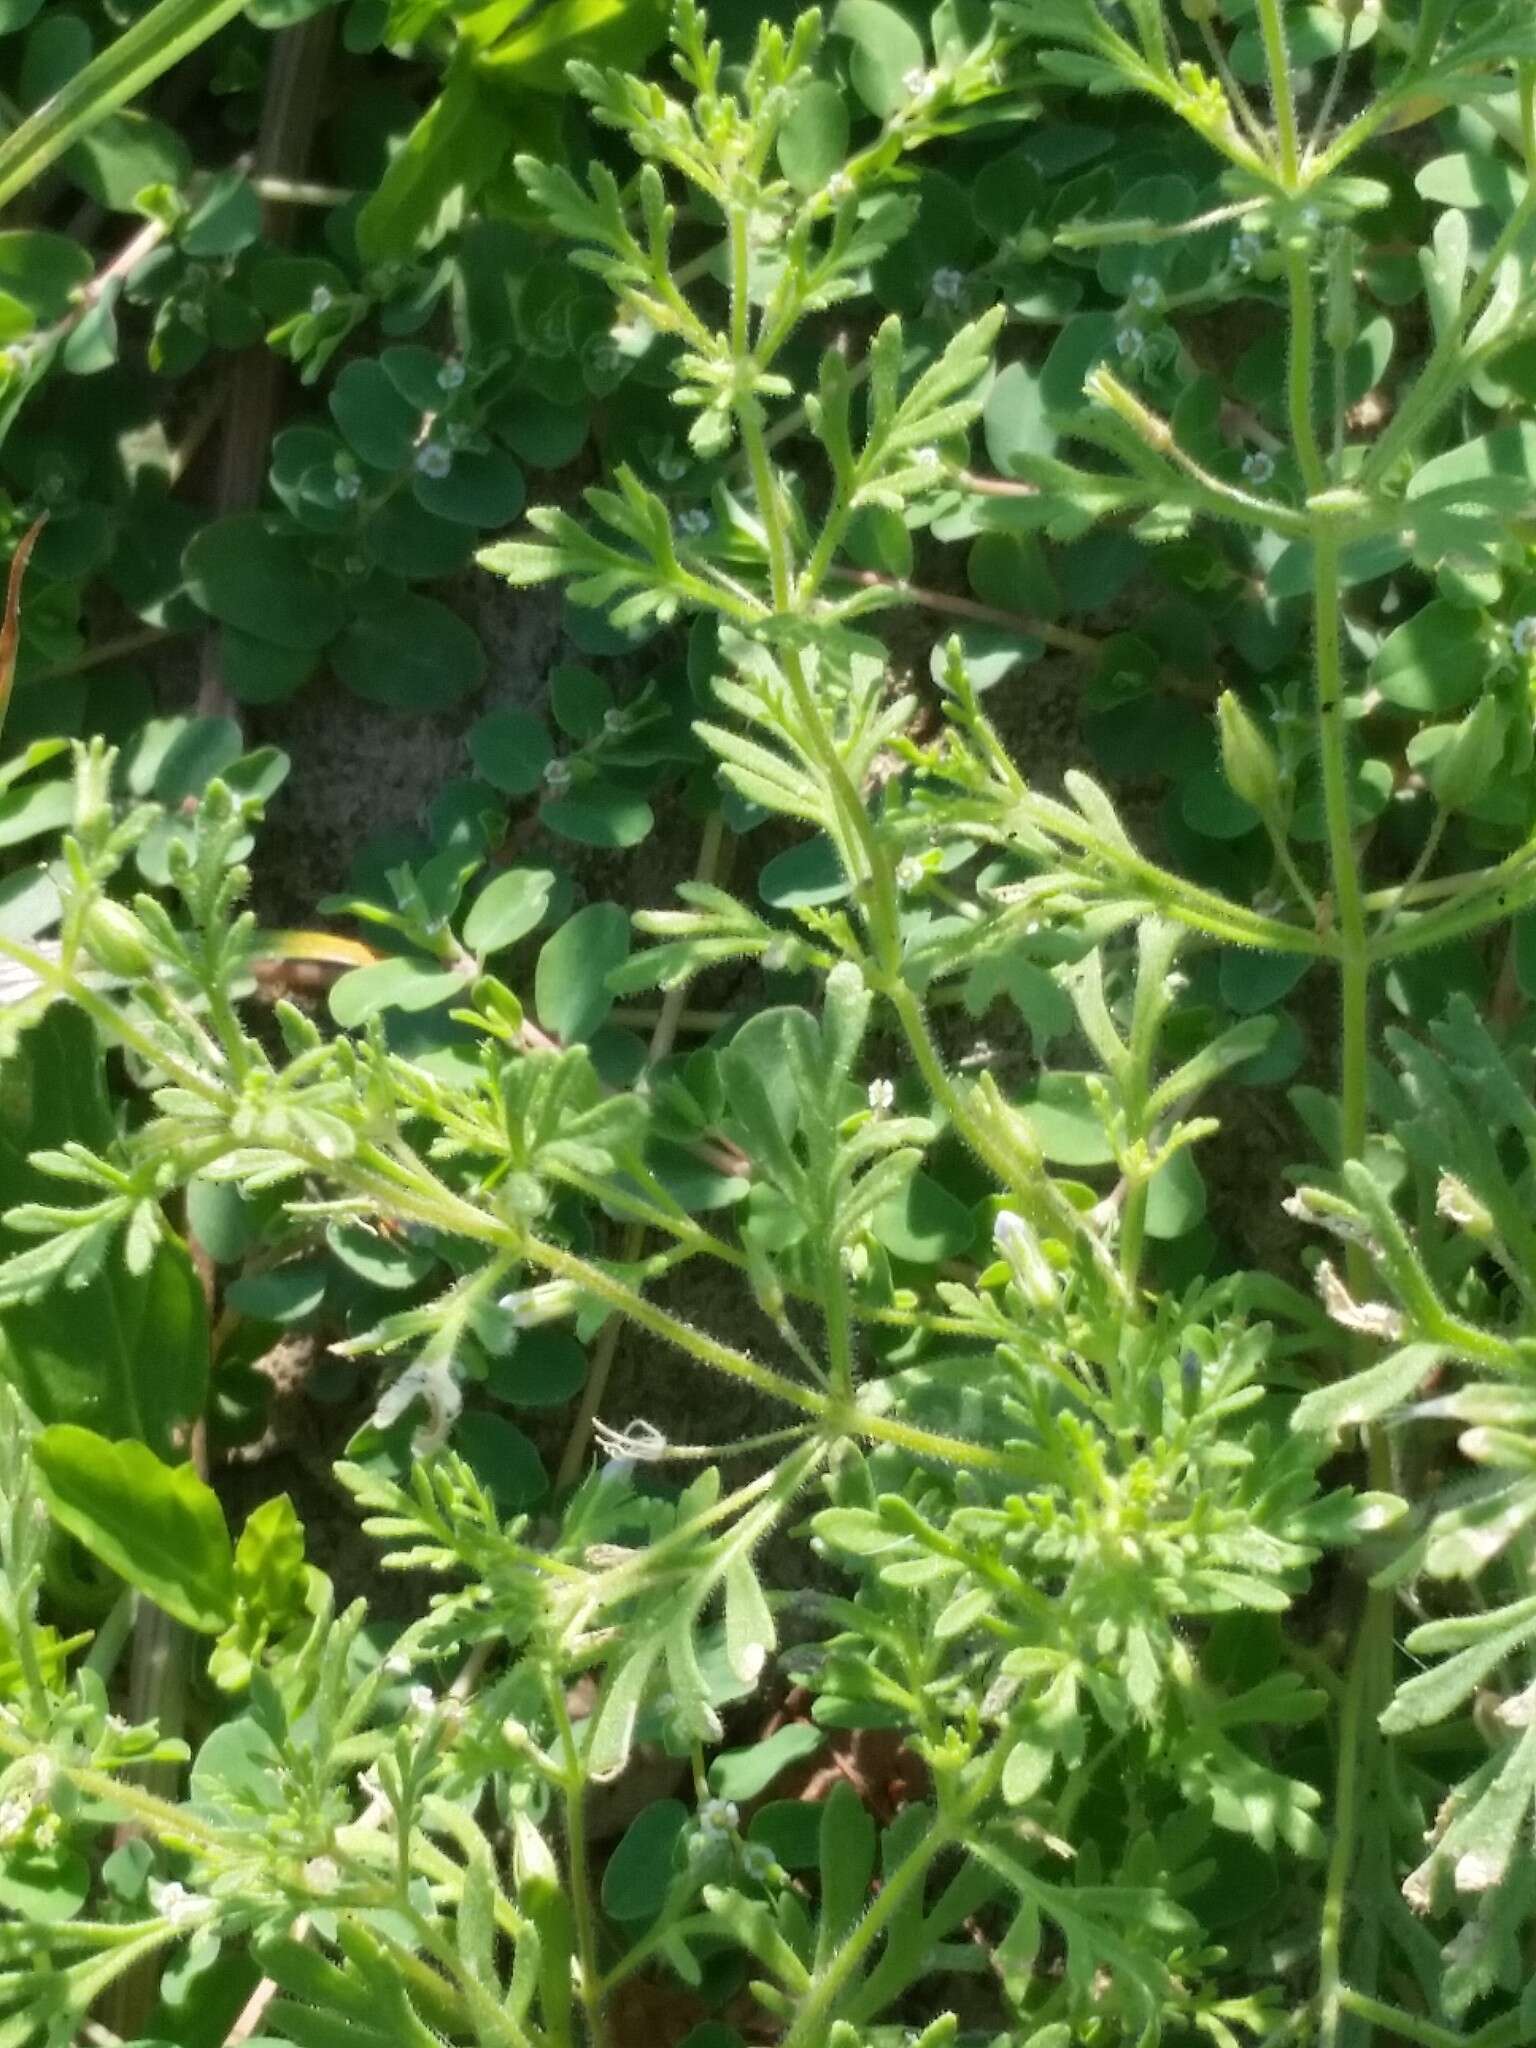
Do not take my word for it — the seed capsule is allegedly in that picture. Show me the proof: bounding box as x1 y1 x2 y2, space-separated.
81 899 155 976
1216 690 1282 818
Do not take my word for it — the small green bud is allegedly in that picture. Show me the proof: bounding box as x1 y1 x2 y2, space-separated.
81 898 155 977
469 974 523 1040
1216 691 1282 817
1083 366 1173 451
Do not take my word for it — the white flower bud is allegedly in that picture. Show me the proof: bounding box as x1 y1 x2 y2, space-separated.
498 1280 580 1329
993 1209 1058 1313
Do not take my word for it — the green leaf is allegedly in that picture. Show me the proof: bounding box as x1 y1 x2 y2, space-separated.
0 1006 207 1453
872 1170 974 1264
0 0 246 210
183 515 345 652
817 1781 877 1963
180 170 260 258
1383 1598 1536 1734
463 867 555 955
34 1425 234 1632
550 663 612 740
602 1799 687 1922
413 446 526 528
984 360 1056 472
455 1412 547 1509
542 783 654 849
327 1221 436 1292
221 628 318 705
485 1330 586 1406
832 0 925 116
330 358 422 471
469 708 552 795
1293 1344 1447 1441
760 836 850 908
0 779 74 850
357 61 516 266
331 595 486 711
1021 1073 1115 1166
1371 599 1487 713
329 957 472 1027
535 903 630 1041
1145 1148 1206 1240
0 1843 89 1924
779 79 849 195
232 1493 308 1618
709 1723 823 1804
480 0 666 92
68 108 190 210
1415 151 1527 213
0 232 92 321
225 1256 328 1324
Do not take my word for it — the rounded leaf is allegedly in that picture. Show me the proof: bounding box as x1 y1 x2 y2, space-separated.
332 595 486 711
535 902 629 1042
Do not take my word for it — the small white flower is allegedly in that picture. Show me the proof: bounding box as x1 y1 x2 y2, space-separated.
309 286 334 315
867 1077 895 1114
741 1841 776 1880
0 1795 30 1845
437 358 466 391
913 445 944 474
825 171 854 204
415 441 452 480
1229 232 1262 273
993 1209 1058 1313
303 1855 340 1893
1130 272 1161 310
408 1685 437 1716
655 447 689 482
148 1879 211 1929
698 1797 739 1833
334 470 361 501
931 267 965 305
896 856 925 891
1116 326 1145 361
1512 615 1536 656
499 1279 579 1328
383 1652 412 1678
1242 449 1276 486
592 1417 670 1464
542 758 572 794
370 1360 462 1456
603 707 630 734
902 65 935 100
677 507 711 538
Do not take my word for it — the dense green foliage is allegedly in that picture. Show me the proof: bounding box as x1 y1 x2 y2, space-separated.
4 1 1536 2044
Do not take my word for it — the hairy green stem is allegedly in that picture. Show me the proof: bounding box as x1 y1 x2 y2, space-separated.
1255 0 1302 184
548 1678 610 2048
